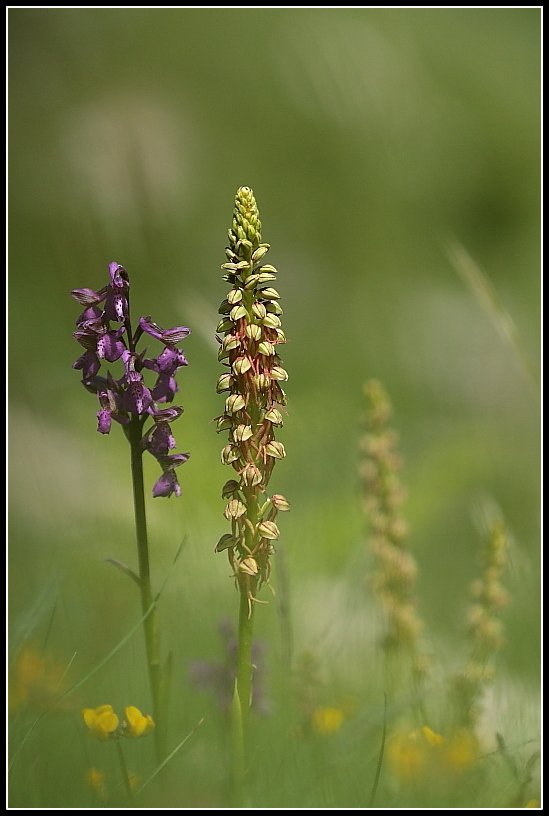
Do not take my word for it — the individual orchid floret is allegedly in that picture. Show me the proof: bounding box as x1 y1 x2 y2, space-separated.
73 349 101 380
143 344 188 403
97 326 126 363
152 453 190 498
103 262 130 322
95 382 130 434
120 352 153 416
143 406 183 456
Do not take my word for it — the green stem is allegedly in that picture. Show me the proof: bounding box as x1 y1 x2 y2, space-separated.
115 738 135 803
231 583 255 802
128 416 165 766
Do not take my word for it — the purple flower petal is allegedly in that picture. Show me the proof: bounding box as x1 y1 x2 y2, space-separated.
71 287 107 306
139 316 164 342
155 346 188 374
139 316 191 346
151 406 184 422
108 262 129 288
152 469 181 498
73 350 101 379
162 326 191 345
97 408 112 434
152 373 178 403
104 292 128 322
157 452 190 469
76 304 104 327
122 379 153 415
97 327 126 362
145 421 176 456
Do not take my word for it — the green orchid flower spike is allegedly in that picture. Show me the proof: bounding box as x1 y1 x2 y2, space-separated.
215 186 290 610
214 187 289 795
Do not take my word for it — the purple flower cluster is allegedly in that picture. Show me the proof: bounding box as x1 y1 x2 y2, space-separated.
189 618 270 716
71 262 190 497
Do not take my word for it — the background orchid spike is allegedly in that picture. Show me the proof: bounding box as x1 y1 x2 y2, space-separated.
215 187 290 608
359 379 429 692
71 262 190 497
450 518 509 733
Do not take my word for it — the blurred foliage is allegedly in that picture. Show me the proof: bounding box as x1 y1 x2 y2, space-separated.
8 8 540 808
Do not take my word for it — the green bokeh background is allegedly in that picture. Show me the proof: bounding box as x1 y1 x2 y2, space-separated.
9 8 540 808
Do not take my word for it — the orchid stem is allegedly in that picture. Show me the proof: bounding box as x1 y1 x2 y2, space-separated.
231 583 255 803
128 415 165 767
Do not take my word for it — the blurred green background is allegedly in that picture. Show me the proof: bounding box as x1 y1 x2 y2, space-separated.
9 8 540 807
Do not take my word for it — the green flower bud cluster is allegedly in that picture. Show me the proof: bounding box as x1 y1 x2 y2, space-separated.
215 187 289 605
360 380 428 681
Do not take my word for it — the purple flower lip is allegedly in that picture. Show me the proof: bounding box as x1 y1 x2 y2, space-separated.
151 454 190 498
152 470 181 498
73 350 101 379
97 327 126 362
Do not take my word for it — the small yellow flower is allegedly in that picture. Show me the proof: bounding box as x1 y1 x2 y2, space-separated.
82 705 119 740
388 729 428 783
9 645 68 715
85 767 107 800
524 800 539 808
440 729 478 771
312 706 345 735
421 726 444 746
122 705 155 738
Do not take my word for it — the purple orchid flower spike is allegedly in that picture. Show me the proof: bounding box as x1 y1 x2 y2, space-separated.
71 261 191 497
72 261 192 768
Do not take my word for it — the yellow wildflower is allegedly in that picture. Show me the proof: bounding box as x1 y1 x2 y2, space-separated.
387 729 428 783
122 705 155 738
85 767 107 800
82 705 119 740
389 725 478 787
8 644 68 715
440 729 478 771
421 726 444 746
312 706 345 735
524 800 540 808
